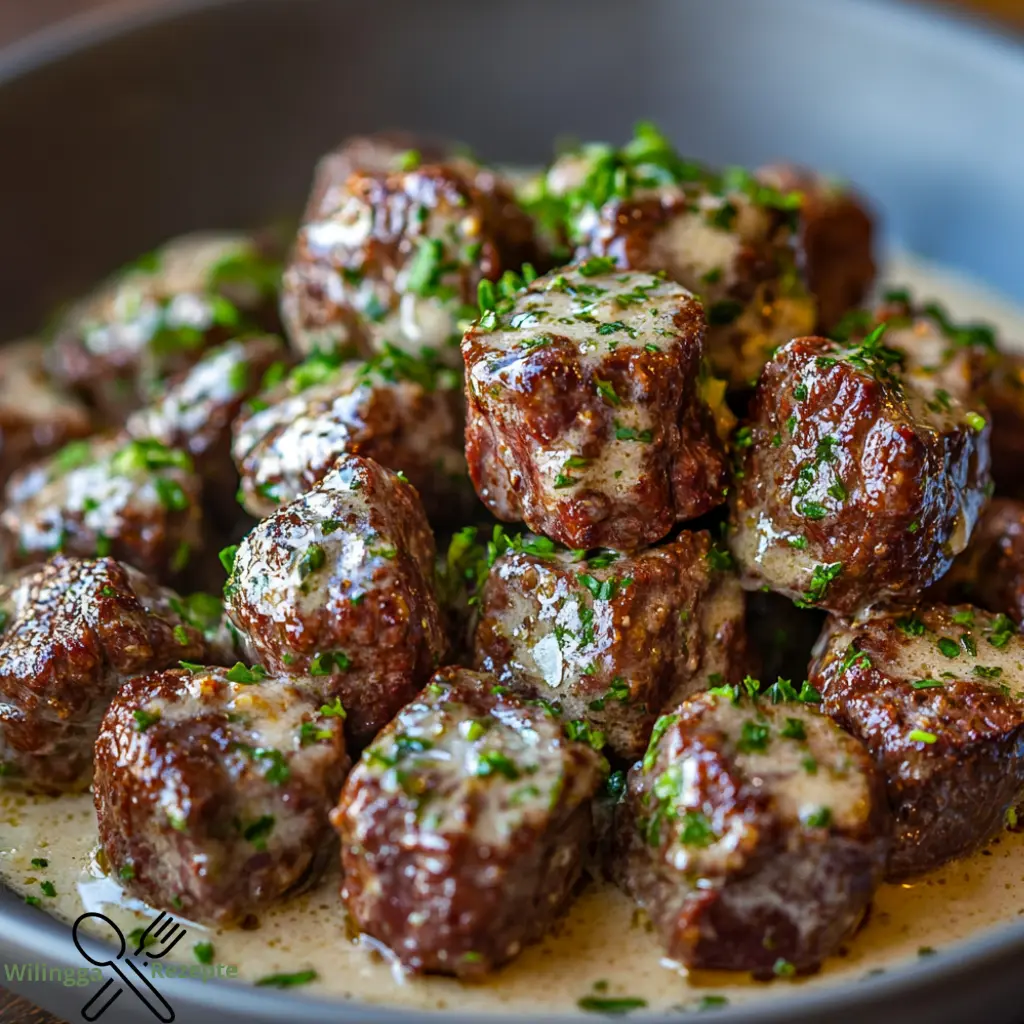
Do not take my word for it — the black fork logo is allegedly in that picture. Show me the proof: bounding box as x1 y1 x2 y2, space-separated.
73 911 184 1021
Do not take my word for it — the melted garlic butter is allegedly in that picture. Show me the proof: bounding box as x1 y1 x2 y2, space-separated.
4 251 1024 1015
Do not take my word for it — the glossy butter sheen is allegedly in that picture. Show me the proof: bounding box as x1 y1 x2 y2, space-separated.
3 252 1024 1012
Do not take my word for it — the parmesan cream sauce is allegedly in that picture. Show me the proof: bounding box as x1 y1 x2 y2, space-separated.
4 252 1024 1015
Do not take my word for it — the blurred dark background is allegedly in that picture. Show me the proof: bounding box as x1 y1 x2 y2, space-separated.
0 0 1021 47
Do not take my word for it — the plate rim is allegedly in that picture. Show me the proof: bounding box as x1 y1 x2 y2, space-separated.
2 0 1024 1019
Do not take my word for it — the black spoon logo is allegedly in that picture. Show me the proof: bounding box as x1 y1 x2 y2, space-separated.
73 911 183 1021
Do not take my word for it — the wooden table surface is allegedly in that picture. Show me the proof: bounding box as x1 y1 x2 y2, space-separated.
0 0 1021 1021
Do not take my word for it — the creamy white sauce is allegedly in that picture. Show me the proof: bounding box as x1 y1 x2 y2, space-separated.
5 251 1024 1015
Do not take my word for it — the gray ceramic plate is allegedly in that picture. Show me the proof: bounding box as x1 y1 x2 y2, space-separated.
2 0 1024 1021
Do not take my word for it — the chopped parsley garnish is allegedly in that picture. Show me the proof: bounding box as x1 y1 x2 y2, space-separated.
133 709 161 732
193 942 215 965
737 719 770 753
578 573 632 601
937 637 960 659
911 679 944 690
908 729 938 745
219 545 238 575
614 422 653 443
298 543 326 579
974 665 1003 680
309 650 351 675
987 614 1015 649
802 807 832 829
255 970 318 989
678 810 716 847
235 745 290 785
780 717 807 740
565 719 607 751
706 545 734 571
242 815 275 851
225 662 268 685
897 614 925 637
594 377 621 406
30 858 48 869
474 750 521 780
319 697 347 718
577 996 648 1015
794 562 842 609
578 256 617 277
642 714 678 772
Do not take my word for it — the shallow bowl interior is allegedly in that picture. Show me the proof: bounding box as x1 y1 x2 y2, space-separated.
2 0 1024 1021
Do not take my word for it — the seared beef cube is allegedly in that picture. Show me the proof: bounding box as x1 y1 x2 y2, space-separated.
126 335 288 518
331 666 605 976
757 165 876 332
931 499 1024 627
983 352 1024 498
231 348 471 524
463 265 731 552
0 556 222 791
474 531 748 760
303 133 454 220
281 159 537 364
48 233 280 422
614 688 889 974
550 128 815 389
224 454 447 750
810 604 1024 878
730 329 991 615
0 339 92 490
0 435 204 584
94 666 349 924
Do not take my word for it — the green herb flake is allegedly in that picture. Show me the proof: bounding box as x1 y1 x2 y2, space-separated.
133 709 161 732
577 996 648 1015
255 970 318 989
194 941 215 965
225 662 268 685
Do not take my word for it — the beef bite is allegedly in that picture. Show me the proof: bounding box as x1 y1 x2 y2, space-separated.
94 666 349 924
48 232 280 422
224 454 447 750
0 556 224 792
474 530 748 761
126 334 288 510
231 347 471 525
281 155 537 364
302 132 454 220
756 165 876 332
0 435 204 584
331 666 606 977
0 339 93 490
532 125 819 390
463 263 731 552
729 326 992 615
931 498 1024 628
983 351 1024 498
811 604 1024 878
614 687 890 975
